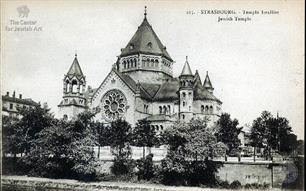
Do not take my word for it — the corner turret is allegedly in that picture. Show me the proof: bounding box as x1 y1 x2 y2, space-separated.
178 56 194 121
58 54 87 120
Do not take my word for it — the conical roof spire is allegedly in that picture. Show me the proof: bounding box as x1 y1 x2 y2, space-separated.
180 56 193 76
119 7 173 61
144 6 147 19
203 71 214 91
67 54 84 77
194 70 202 86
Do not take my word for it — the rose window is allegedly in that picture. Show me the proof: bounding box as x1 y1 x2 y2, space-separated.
101 89 127 121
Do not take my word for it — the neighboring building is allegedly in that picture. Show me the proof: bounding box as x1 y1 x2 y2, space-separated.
58 9 222 131
238 126 253 156
2 91 39 117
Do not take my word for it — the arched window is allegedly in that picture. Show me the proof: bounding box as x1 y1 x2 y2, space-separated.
72 80 78 93
66 80 70 93
159 106 162 114
183 102 186 107
63 114 68 120
210 106 213 114
123 61 126 69
147 58 150 67
142 60 146 67
160 125 164 131
163 105 167 114
156 126 159 131
205 105 209 114
201 105 204 113
134 58 137 67
151 59 154 67
167 105 171 114
127 60 130 68
155 60 159 67
182 114 185 120
182 92 186 98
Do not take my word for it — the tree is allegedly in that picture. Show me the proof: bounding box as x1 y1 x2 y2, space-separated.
18 105 55 154
250 111 296 159
160 119 227 186
2 115 24 157
276 117 297 154
132 119 158 159
92 122 110 158
160 121 190 152
21 111 98 181
296 140 304 155
108 119 133 175
215 113 242 155
281 133 298 154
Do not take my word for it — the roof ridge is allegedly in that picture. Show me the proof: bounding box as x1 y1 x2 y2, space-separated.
152 81 168 100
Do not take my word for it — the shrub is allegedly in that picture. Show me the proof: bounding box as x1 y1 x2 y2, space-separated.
218 180 230 189
160 151 188 185
111 157 135 176
244 183 270 189
136 154 155 181
263 183 270 189
244 183 252 189
229 180 242 189
187 160 221 186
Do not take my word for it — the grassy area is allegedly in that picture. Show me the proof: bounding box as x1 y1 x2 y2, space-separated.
1 175 284 191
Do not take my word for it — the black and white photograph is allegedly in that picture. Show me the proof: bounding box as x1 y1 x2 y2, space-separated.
1 1 304 190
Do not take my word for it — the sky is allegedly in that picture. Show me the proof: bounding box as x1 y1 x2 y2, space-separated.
1 1 304 139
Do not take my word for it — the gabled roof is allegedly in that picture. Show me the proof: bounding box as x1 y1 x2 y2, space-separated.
203 71 213 90
111 69 152 100
194 81 221 103
120 17 172 61
95 69 220 103
153 78 180 101
139 83 161 98
67 55 84 77
180 57 193 76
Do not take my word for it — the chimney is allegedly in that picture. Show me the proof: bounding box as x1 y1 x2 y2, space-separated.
19 94 22 99
6 92 9 96
13 91 16 98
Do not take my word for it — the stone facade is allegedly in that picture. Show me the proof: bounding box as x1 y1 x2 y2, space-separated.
58 11 222 130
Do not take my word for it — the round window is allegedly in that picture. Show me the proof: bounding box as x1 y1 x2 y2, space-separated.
101 89 127 122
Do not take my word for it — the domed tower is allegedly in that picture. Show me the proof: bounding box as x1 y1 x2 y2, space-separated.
179 56 194 121
58 54 87 120
117 7 174 84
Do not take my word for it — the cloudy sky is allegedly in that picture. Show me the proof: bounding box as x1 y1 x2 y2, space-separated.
1 1 304 139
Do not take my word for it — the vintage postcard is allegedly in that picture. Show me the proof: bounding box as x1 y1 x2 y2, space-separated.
1 1 304 191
